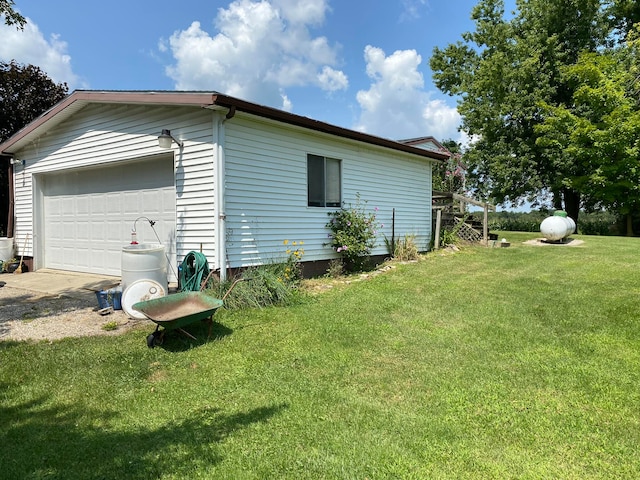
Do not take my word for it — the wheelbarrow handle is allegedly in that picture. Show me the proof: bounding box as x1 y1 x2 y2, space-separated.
198 271 251 300
222 278 245 301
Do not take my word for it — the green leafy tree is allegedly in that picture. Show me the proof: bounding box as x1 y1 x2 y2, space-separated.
430 0 624 221
606 0 640 41
536 30 640 234
0 0 26 29
0 61 68 143
0 61 68 237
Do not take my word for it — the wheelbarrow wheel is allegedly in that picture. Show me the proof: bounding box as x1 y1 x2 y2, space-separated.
146 331 164 348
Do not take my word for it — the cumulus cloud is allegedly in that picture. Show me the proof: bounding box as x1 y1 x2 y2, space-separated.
355 45 462 143
0 18 84 89
163 0 347 110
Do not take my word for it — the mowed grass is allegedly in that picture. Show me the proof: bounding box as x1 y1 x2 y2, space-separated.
1 232 639 479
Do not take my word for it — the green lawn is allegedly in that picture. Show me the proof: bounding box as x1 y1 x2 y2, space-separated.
1 232 639 479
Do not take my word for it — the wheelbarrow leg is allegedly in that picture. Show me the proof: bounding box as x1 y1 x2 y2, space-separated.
175 328 197 341
206 316 213 340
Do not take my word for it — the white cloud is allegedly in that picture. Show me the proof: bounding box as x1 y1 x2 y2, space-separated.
163 0 347 110
355 45 462 143
400 0 429 22
317 66 348 92
280 90 293 111
272 0 328 25
0 18 84 89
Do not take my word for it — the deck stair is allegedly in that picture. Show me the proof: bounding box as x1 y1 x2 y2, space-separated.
432 191 497 247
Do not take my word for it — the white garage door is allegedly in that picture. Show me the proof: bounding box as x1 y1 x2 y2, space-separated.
42 156 176 277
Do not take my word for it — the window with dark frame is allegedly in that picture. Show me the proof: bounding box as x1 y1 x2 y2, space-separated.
307 154 341 207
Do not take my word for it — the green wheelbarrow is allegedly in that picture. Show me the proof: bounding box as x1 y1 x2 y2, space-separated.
133 292 223 348
133 278 243 348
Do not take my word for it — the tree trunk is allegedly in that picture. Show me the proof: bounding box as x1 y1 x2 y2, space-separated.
626 214 633 236
552 189 563 210
563 188 580 231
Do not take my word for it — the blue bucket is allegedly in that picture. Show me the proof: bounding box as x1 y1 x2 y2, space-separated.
96 289 122 310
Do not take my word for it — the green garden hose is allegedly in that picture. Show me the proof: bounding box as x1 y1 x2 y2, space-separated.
179 251 210 291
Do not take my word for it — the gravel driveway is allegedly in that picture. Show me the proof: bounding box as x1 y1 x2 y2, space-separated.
0 284 144 342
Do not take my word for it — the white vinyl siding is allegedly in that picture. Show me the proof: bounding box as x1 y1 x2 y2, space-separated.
11 98 436 276
12 103 220 275
224 114 434 268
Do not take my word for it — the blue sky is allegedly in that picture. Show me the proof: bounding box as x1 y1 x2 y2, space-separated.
1 0 516 145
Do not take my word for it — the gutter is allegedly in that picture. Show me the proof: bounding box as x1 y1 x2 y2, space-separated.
209 94 448 163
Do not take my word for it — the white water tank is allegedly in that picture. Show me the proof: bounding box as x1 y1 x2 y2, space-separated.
121 243 168 293
540 212 576 241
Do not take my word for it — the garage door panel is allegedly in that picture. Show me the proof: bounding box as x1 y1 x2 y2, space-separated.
90 196 105 215
43 157 176 277
62 197 75 215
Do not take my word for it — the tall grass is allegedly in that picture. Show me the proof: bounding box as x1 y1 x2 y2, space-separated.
1 232 639 479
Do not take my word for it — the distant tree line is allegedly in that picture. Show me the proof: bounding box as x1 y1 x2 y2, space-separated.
472 210 626 236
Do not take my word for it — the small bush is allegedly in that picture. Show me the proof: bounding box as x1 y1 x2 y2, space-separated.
325 259 344 278
326 195 381 272
393 234 419 261
440 227 460 246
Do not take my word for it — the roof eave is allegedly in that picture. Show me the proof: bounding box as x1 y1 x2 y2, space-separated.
1 90 449 162
0 90 219 154
211 94 448 162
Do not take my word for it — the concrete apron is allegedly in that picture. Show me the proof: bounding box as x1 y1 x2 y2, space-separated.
0 269 121 300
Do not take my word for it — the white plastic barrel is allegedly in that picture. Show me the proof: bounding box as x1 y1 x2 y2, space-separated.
0 238 13 262
121 243 168 293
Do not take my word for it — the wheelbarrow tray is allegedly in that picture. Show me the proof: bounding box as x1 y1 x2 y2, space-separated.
132 291 224 331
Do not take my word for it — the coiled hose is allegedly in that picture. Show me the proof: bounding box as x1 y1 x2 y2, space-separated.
179 251 210 291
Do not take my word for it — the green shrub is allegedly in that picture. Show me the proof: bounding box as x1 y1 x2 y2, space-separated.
326 195 381 272
440 227 461 246
325 259 344 278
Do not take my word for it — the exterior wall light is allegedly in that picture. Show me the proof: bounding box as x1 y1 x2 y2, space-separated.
158 129 183 149
9 158 25 166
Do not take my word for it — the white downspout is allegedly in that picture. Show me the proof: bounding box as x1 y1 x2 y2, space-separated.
214 113 227 282
216 107 235 281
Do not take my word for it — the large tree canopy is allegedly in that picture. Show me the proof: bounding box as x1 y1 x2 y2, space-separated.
0 61 68 238
536 28 640 234
430 0 639 224
0 61 68 143
0 0 25 29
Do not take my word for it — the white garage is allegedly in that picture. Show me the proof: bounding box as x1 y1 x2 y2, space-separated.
38 156 176 276
0 91 447 282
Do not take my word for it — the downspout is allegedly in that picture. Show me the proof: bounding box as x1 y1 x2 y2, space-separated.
7 158 14 238
216 106 236 281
